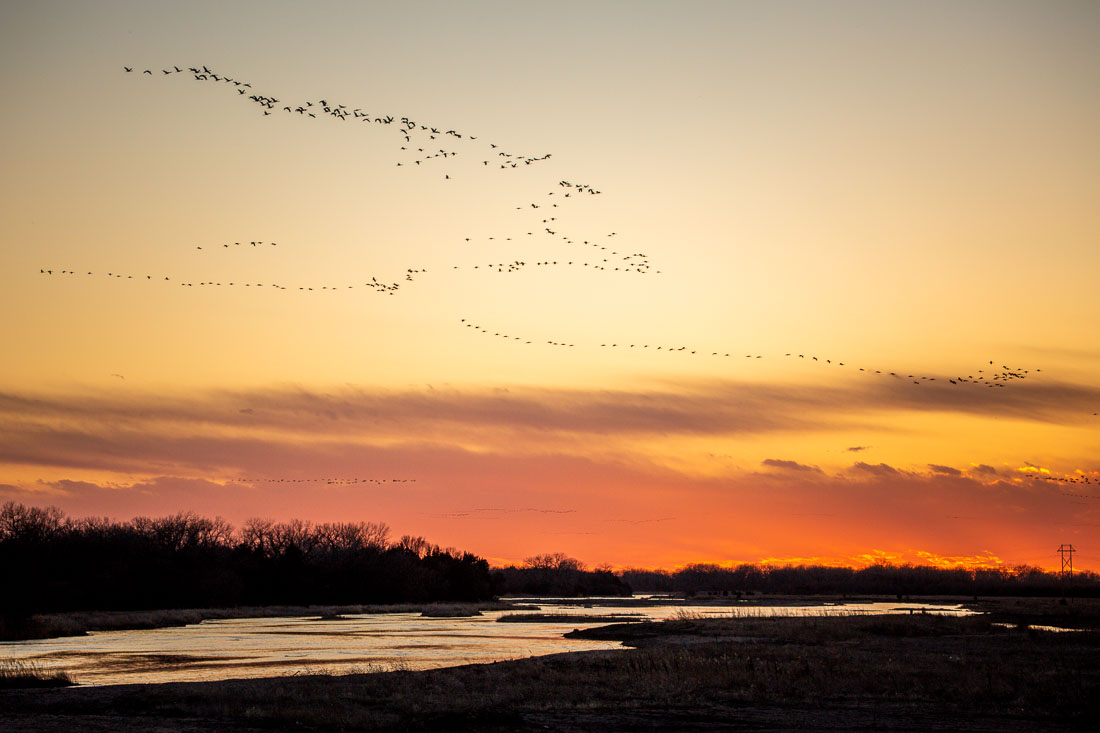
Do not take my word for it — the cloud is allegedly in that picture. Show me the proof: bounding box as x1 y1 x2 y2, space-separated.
2 377 1095 504
0 381 888 480
928 464 962 476
851 462 902 478
0 382 849 448
969 464 1003 477
913 550 1005 570
3 370 1096 452
851 378 1100 424
762 458 822 473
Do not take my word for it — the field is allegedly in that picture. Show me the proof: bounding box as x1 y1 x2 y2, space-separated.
2 604 1098 731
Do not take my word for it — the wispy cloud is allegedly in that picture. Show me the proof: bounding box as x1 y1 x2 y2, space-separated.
850 462 903 478
0 382 845 444
842 379 1100 423
762 458 823 473
3 373 1095 453
970 464 1004 477
2 377 1096 500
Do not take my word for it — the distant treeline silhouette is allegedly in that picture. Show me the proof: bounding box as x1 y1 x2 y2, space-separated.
620 562 1100 598
5 502 1097 626
493 553 632 597
0 503 492 619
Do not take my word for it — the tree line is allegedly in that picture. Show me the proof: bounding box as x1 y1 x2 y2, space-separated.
5 502 1097 624
492 552 632 597
620 561 1100 598
0 503 493 618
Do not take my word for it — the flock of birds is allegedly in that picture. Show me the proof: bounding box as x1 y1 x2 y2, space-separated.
236 477 417 486
38 251 648 292
459 318 1036 389
427 509 677 526
197 241 278 249
125 64 551 173
36 64 1098 505
57 64 1024 394
49 64 1058 397
430 508 577 518
1027 472 1097 489
38 267 403 294
39 67 655 295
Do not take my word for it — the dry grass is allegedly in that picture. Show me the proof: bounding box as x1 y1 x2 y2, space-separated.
496 612 647 623
0 660 74 689
419 604 484 617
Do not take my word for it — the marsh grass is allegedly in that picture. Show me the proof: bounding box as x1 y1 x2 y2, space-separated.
420 604 485 617
673 607 877 621
496 612 647 623
0 659 74 689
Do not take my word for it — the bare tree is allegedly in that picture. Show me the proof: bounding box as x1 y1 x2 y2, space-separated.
0 502 65 542
524 552 585 571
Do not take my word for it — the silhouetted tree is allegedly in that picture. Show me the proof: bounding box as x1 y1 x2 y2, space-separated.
619 560 1100 598
0 502 493 620
493 552 631 596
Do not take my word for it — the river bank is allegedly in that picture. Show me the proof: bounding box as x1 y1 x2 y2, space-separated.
0 601 512 642
2 610 1097 731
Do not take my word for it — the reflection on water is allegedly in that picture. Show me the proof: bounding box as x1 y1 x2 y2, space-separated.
0 598 971 686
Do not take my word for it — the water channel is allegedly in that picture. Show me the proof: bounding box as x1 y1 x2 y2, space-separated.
1 598 971 686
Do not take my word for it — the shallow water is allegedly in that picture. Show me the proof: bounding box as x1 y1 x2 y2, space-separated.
0 598 971 686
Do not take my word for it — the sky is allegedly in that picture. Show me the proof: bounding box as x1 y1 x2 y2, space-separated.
1 0 1098 571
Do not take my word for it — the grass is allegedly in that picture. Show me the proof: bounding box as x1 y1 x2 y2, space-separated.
3 612 1098 731
419 604 485 617
0 660 74 689
671 606 867 621
496 612 647 623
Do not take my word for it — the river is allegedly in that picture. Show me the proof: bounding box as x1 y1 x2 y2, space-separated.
1 597 971 686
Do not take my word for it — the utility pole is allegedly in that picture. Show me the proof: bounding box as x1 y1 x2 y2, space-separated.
1058 544 1076 576
1058 544 1076 601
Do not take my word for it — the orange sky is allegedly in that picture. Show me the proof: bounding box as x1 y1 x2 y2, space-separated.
1 0 1098 571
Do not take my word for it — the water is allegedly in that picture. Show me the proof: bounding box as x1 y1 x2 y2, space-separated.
1 598 971 686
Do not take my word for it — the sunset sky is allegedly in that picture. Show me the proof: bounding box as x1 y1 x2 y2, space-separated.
2 0 1098 571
